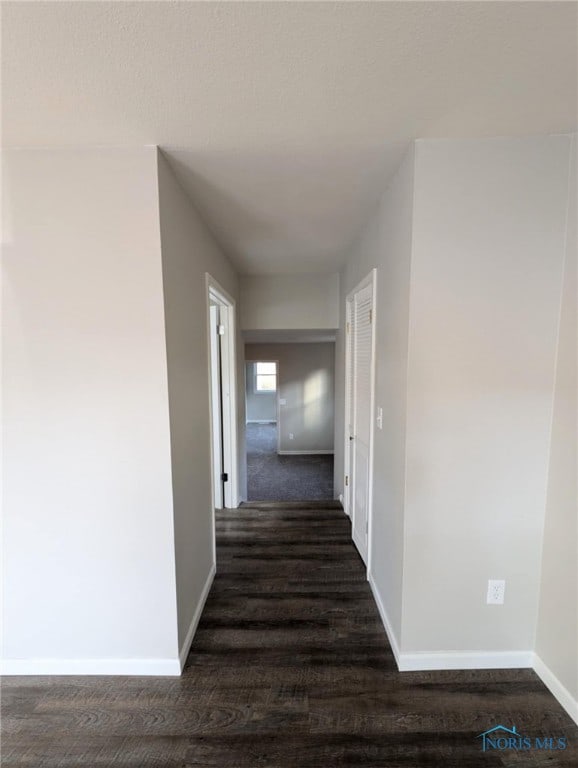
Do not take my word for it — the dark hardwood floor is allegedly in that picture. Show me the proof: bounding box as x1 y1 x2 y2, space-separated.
2 503 577 766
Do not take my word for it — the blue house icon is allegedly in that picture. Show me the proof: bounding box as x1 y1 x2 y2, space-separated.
477 725 521 752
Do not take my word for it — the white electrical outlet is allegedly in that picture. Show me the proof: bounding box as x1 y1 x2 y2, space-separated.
376 407 383 430
487 579 505 605
289 433 294 440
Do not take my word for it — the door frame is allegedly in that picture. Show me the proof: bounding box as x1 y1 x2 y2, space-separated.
206 274 239 516
343 296 353 518
208 302 224 510
343 268 377 574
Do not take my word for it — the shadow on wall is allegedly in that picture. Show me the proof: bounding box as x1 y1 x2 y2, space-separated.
284 368 331 437
244 342 335 454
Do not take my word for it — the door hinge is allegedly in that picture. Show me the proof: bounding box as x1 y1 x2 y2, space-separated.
221 472 228 482
345 475 349 486
366 520 369 534
346 321 350 334
369 309 372 324
217 324 225 335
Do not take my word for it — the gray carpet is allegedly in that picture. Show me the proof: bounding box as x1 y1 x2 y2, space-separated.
246 422 334 501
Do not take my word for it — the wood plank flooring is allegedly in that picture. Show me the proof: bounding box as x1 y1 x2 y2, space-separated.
2 503 577 766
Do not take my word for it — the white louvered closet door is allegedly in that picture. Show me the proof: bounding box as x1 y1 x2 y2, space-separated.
345 298 356 518
351 282 373 564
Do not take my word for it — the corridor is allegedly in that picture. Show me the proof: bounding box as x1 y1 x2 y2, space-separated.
4 503 576 766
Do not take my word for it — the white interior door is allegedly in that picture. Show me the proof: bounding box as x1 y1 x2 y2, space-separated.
209 302 224 509
349 276 375 565
218 304 234 508
344 298 355 518
207 276 238 511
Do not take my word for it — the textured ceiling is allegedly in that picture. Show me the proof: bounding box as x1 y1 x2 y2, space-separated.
3 1 577 273
161 143 408 274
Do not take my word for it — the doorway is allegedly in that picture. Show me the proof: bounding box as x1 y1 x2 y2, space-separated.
344 269 376 567
245 343 335 501
206 274 238 511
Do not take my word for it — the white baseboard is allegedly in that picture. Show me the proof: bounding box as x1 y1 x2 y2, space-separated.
398 650 534 672
368 572 402 667
246 420 277 424
0 657 181 676
368 572 576 724
368 573 534 673
533 653 578 726
277 450 334 455
178 562 216 671
1 565 217 678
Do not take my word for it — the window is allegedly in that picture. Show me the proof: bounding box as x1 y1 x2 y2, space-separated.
254 362 276 393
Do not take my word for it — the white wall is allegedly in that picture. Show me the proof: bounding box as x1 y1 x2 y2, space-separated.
337 135 574 686
246 343 335 454
336 146 415 641
245 362 277 422
1 148 179 672
157 151 243 655
535 134 577 707
240 274 339 330
402 137 571 655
